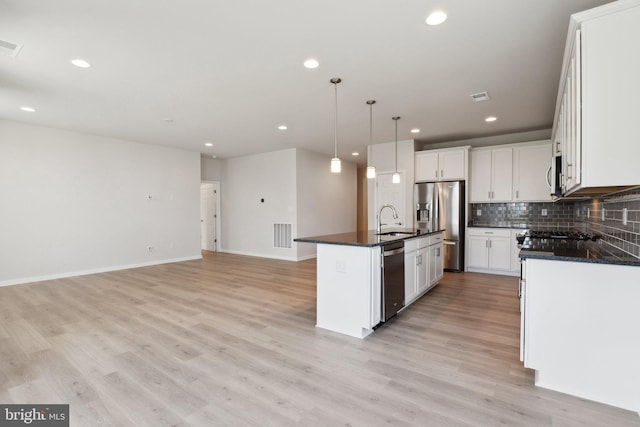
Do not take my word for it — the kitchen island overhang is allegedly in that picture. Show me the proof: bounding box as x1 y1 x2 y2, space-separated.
295 228 444 339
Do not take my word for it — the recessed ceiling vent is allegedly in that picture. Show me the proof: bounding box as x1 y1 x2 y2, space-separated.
0 39 22 57
470 91 490 102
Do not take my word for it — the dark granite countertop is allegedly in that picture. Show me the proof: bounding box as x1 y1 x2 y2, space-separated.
294 228 444 247
468 223 576 230
519 239 640 267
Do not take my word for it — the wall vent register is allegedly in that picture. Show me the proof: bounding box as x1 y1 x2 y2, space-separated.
273 223 292 248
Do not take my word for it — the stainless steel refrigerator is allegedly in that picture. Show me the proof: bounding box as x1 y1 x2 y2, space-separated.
414 181 465 271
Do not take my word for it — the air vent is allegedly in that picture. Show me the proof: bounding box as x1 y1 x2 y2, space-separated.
273 223 292 248
470 91 490 102
0 39 22 57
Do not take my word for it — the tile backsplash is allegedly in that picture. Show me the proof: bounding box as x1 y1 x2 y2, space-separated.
575 187 640 259
470 201 574 228
469 186 640 260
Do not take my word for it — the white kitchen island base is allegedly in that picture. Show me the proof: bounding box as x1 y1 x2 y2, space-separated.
316 244 381 339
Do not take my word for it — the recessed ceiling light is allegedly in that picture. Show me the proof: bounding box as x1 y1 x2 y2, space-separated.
204 142 213 147
211 155 217 159
410 128 420 134
277 125 287 130
70 58 91 68
163 118 174 123
426 10 447 26
303 58 319 69
485 116 497 122
20 106 35 112
352 152 359 156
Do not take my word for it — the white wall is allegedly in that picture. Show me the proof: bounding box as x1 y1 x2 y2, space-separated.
0 120 201 286
367 139 415 230
220 149 298 260
296 149 357 260
201 156 223 182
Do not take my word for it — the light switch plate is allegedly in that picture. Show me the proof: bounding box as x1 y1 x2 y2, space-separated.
541 209 548 216
477 209 482 216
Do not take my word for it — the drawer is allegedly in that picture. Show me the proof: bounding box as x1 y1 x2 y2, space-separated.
404 238 419 252
467 228 511 238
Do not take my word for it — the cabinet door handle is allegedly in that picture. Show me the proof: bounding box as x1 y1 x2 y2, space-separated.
488 191 491 199
488 240 492 249
441 169 444 178
485 240 489 248
435 170 438 178
515 190 519 199
567 164 573 180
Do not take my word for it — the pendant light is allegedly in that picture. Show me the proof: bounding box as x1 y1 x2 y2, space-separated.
330 78 342 173
366 100 376 179
392 116 401 184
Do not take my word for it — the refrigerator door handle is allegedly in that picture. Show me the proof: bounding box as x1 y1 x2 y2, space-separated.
443 241 457 245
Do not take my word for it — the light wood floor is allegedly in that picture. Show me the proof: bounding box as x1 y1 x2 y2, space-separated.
1 252 638 426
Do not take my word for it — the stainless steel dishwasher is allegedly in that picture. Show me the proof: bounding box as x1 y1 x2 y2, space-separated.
381 241 405 321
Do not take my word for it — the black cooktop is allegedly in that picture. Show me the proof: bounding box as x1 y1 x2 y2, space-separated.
516 230 598 245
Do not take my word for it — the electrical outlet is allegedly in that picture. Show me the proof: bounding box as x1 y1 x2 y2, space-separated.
147 245 153 252
336 260 346 273
541 209 548 216
477 209 482 216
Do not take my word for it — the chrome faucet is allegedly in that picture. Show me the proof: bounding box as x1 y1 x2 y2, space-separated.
377 204 399 233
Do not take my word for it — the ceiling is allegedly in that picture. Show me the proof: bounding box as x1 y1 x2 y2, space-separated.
0 0 613 164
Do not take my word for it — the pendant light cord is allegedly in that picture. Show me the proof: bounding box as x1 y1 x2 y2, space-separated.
394 117 399 173
369 103 373 168
334 81 338 158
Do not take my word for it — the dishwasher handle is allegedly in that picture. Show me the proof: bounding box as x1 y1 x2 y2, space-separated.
383 247 404 257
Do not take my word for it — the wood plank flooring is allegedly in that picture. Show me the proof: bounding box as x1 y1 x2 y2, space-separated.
1 251 638 426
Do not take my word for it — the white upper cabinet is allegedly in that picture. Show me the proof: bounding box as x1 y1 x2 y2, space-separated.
415 152 440 182
471 141 552 203
470 147 512 202
415 147 469 182
553 1 640 196
513 141 553 202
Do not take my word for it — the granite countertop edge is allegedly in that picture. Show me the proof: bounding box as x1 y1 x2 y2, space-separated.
294 228 445 247
519 249 640 267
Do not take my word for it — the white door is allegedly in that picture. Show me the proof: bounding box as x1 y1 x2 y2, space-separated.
415 152 439 182
491 147 513 202
470 150 492 202
439 150 465 181
467 236 489 269
375 172 405 230
513 142 552 202
488 237 511 271
200 183 217 251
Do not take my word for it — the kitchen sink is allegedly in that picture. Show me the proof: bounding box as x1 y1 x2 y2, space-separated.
376 231 417 237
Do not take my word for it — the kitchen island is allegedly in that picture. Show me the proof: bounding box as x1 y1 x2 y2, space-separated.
519 242 640 413
295 229 444 339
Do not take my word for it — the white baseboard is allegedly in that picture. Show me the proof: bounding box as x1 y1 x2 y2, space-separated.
0 255 203 288
221 249 299 262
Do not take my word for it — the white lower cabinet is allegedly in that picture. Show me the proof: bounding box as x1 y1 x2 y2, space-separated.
467 228 518 276
404 233 442 305
428 242 444 285
520 258 640 412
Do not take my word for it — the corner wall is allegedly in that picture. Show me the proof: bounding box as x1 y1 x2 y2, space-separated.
296 149 357 260
0 120 201 286
220 149 298 260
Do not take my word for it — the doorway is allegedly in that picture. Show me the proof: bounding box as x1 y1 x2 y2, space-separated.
200 182 220 252
375 172 405 230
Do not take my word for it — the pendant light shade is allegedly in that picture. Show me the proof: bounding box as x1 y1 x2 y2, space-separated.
366 100 376 179
330 78 342 173
392 116 401 184
331 157 341 173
